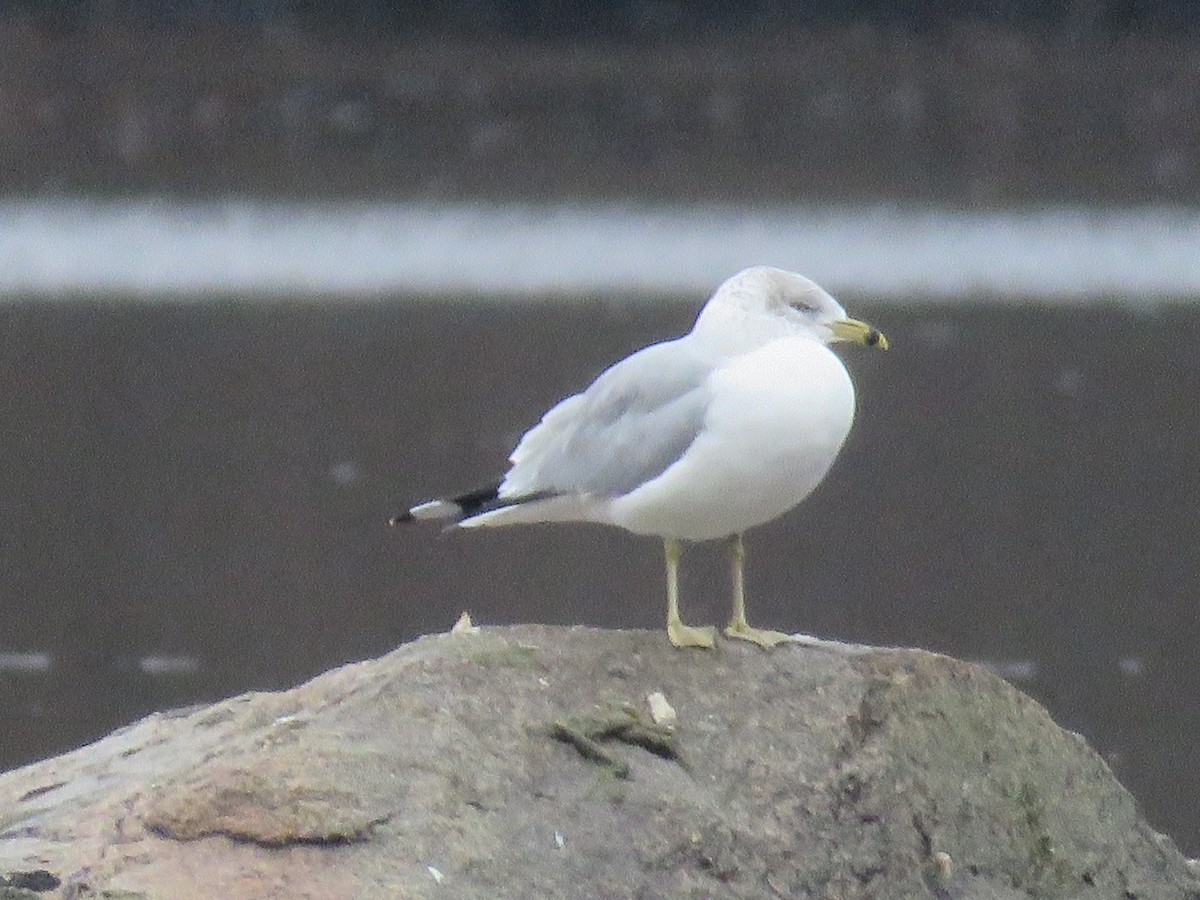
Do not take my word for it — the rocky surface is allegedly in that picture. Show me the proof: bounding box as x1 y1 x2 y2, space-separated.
0 625 1197 899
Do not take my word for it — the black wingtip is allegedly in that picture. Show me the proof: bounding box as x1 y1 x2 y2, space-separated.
451 484 502 518
388 512 413 526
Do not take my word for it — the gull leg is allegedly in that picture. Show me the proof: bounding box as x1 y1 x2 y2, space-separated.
664 538 716 649
724 533 791 648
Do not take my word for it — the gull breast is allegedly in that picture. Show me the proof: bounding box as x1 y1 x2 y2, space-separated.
608 336 856 541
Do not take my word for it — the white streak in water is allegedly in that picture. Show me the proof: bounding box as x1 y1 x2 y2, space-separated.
0 650 53 673
138 654 202 675
1 200 1198 303
1118 656 1145 677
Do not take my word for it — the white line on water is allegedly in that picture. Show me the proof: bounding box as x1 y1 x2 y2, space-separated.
0 650 54 673
1 200 1198 303
137 654 202 675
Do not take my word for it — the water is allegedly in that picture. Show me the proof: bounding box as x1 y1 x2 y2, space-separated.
0 297 1197 855
2 200 1200 300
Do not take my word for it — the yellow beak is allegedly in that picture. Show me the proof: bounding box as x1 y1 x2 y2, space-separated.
829 318 889 350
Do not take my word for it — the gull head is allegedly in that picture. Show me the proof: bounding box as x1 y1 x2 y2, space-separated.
695 266 889 351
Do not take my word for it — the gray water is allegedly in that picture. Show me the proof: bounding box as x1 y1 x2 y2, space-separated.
0 298 1197 855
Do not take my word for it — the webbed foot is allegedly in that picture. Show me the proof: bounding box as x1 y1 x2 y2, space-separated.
723 619 792 648
668 620 718 649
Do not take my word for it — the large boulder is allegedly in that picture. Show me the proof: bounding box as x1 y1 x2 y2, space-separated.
0 625 1196 899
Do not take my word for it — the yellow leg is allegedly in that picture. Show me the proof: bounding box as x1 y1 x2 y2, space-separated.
664 538 716 649
723 533 791 648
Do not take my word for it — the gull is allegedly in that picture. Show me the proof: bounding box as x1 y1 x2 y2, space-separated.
391 266 888 649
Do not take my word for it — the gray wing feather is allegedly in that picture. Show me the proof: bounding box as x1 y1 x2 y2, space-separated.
500 337 715 498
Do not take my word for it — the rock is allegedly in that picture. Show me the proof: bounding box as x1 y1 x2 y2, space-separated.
0 625 1196 899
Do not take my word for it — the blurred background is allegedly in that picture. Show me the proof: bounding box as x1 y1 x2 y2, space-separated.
2 0 1200 856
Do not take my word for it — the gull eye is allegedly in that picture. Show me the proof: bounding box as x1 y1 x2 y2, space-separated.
789 300 817 313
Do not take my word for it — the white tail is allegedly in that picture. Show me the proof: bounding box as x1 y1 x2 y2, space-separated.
407 500 461 520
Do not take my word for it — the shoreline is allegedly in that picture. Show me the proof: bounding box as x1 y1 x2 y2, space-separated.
0 22 1195 206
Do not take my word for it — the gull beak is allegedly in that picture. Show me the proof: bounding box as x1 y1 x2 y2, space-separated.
829 318 889 350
